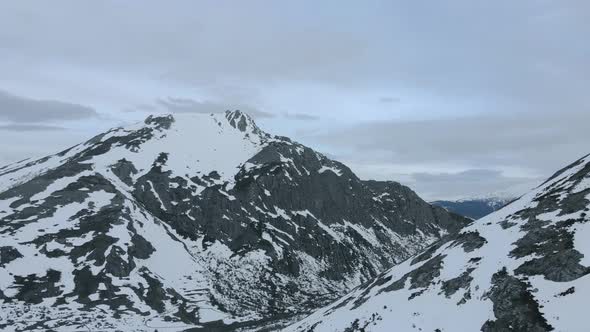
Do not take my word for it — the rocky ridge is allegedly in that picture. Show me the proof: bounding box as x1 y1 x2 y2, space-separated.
0 111 468 331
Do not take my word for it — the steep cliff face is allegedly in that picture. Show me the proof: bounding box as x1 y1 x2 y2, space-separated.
0 111 468 331
286 154 590 332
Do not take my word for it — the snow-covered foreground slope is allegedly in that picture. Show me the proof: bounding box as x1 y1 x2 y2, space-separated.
0 111 468 331
286 154 590 332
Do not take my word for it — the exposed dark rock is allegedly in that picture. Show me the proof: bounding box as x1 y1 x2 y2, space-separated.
499 219 517 229
71 266 100 301
481 268 553 332
128 233 156 259
0 246 22 267
141 271 167 313
508 181 590 281
440 268 475 297
514 249 589 282
12 270 62 304
410 238 448 266
145 114 175 129
110 158 138 186
105 246 136 278
373 254 446 300
555 287 575 297
451 231 487 252
408 254 446 289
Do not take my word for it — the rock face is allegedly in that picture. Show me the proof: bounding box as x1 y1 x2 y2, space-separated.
0 111 468 331
285 153 590 332
431 197 516 220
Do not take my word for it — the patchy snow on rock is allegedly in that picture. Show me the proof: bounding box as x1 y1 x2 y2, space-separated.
0 111 468 331
319 165 343 176
286 154 590 332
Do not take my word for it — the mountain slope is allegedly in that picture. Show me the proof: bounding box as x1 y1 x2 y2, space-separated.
431 197 515 220
285 153 590 332
0 111 468 331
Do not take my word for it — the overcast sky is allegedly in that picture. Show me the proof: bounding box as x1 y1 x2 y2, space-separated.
1 1 588 200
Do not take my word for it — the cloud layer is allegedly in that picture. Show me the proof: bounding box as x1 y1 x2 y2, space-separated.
0 90 97 124
0 1 588 200
311 109 590 199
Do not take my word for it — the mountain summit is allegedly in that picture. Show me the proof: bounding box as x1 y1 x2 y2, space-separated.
286 153 590 332
0 111 468 331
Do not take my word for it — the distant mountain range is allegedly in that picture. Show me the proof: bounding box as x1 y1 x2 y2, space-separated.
431 197 516 220
0 111 468 331
285 153 590 332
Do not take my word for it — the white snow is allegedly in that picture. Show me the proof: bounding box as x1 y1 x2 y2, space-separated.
293 210 343 241
318 165 343 176
341 219 381 247
86 112 267 190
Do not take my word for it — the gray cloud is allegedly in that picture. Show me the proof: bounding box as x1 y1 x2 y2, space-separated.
0 1 588 200
0 124 65 131
2 1 588 101
379 97 400 104
131 104 159 112
310 109 590 199
130 97 321 122
1 1 588 118
152 97 275 119
0 90 98 123
281 112 320 121
315 110 590 172
408 169 536 201
0 126 90 166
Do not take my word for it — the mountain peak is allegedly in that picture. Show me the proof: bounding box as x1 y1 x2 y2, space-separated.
0 109 468 331
141 110 264 136
224 109 262 134
113 111 269 183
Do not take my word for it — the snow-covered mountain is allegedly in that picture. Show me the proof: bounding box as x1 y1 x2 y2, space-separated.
432 197 515 220
285 153 590 332
0 111 468 331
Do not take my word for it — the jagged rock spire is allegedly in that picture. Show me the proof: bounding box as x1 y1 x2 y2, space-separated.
225 110 263 135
